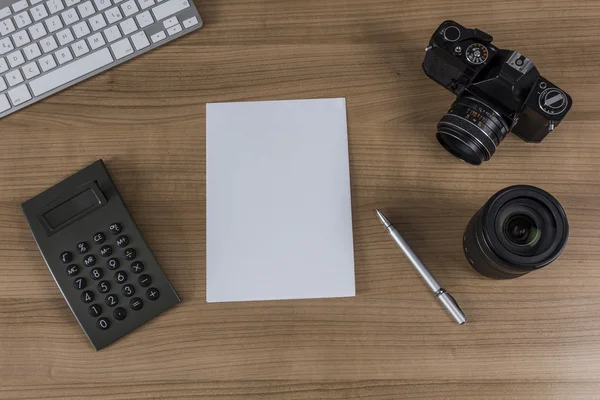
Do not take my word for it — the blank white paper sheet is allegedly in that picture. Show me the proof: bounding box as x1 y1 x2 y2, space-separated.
206 98 356 302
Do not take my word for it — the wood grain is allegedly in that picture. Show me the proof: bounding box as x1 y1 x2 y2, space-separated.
1 0 600 398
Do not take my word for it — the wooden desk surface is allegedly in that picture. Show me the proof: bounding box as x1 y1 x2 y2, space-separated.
1 0 600 398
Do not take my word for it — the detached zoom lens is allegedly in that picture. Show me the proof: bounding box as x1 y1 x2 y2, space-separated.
463 185 569 279
437 97 511 165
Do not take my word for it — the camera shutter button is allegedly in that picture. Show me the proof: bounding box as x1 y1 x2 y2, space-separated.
443 26 461 42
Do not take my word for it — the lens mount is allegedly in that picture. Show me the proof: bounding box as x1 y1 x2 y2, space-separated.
463 185 569 279
437 97 511 165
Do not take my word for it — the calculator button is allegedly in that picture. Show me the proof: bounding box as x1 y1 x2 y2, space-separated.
113 307 127 320
114 270 128 284
98 280 111 294
109 222 122 235
76 241 90 254
130 261 144 274
105 294 119 307
73 277 87 290
97 317 110 330
138 274 152 287
146 287 160 301
88 304 102 317
83 254 96 267
116 235 129 247
107 258 120 270
123 248 136 261
129 297 143 311
93 232 106 244
66 264 79 276
90 267 103 280
60 251 73 264
81 290 94 303
121 283 135 297
100 245 113 257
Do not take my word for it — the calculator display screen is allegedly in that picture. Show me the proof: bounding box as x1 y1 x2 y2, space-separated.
43 189 102 230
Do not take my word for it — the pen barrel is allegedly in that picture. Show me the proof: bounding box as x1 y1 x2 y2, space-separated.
436 289 467 325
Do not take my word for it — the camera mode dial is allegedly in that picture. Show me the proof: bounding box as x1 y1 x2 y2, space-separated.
465 43 489 65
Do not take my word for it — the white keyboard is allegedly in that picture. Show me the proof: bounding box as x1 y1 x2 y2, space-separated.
0 0 202 119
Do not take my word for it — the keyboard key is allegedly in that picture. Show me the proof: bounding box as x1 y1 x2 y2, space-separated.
60 9 79 25
55 47 73 64
87 31 105 49
7 50 25 68
31 4 49 21
110 37 132 59
44 15 62 32
0 94 10 113
77 1 94 18
150 30 165 43
31 0 45 4
45 0 65 14
23 43 41 60
103 25 120 42
12 30 30 47
28 22 46 39
0 37 14 55
57 27 74 45
65 0 81 6
119 17 135 35
29 47 113 96
120 0 138 16
135 10 152 27
6 69 24 86
182 16 198 28
0 18 16 35
71 39 89 56
0 77 7 91
72 21 90 38
94 0 111 11
12 0 28 12
22 61 40 78
40 35 58 52
162 16 177 28
0 58 8 73
14 11 32 28
105 6 122 23
166 23 181 36
0 7 11 19
138 0 154 10
151 0 189 21
130 30 148 50
38 54 56 71
89 14 107 31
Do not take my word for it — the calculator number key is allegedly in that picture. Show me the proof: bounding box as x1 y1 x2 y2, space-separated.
146 287 159 301
73 277 87 290
107 258 120 270
114 271 127 284
60 251 73 264
66 264 79 276
83 254 96 267
88 304 102 317
105 294 119 307
109 222 122 235
124 248 136 261
100 245 113 257
129 297 143 311
81 290 94 303
76 241 90 254
90 267 103 280
97 317 110 330
121 284 135 297
98 280 111 294
130 261 144 274
93 232 106 244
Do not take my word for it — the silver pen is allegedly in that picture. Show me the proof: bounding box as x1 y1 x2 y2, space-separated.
376 210 467 325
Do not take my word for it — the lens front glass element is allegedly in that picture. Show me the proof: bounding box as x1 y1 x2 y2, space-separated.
503 214 541 247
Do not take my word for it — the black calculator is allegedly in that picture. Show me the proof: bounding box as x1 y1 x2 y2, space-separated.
22 160 180 350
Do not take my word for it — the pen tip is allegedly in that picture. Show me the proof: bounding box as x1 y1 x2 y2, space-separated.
375 209 392 228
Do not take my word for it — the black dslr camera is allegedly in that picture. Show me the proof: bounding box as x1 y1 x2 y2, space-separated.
422 21 572 165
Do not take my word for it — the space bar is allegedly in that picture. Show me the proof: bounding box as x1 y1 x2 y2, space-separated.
29 48 114 97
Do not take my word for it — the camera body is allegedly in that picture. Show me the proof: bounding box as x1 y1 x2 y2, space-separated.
422 21 572 164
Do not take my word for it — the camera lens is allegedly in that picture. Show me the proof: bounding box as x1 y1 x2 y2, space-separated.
463 185 569 279
437 97 511 165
